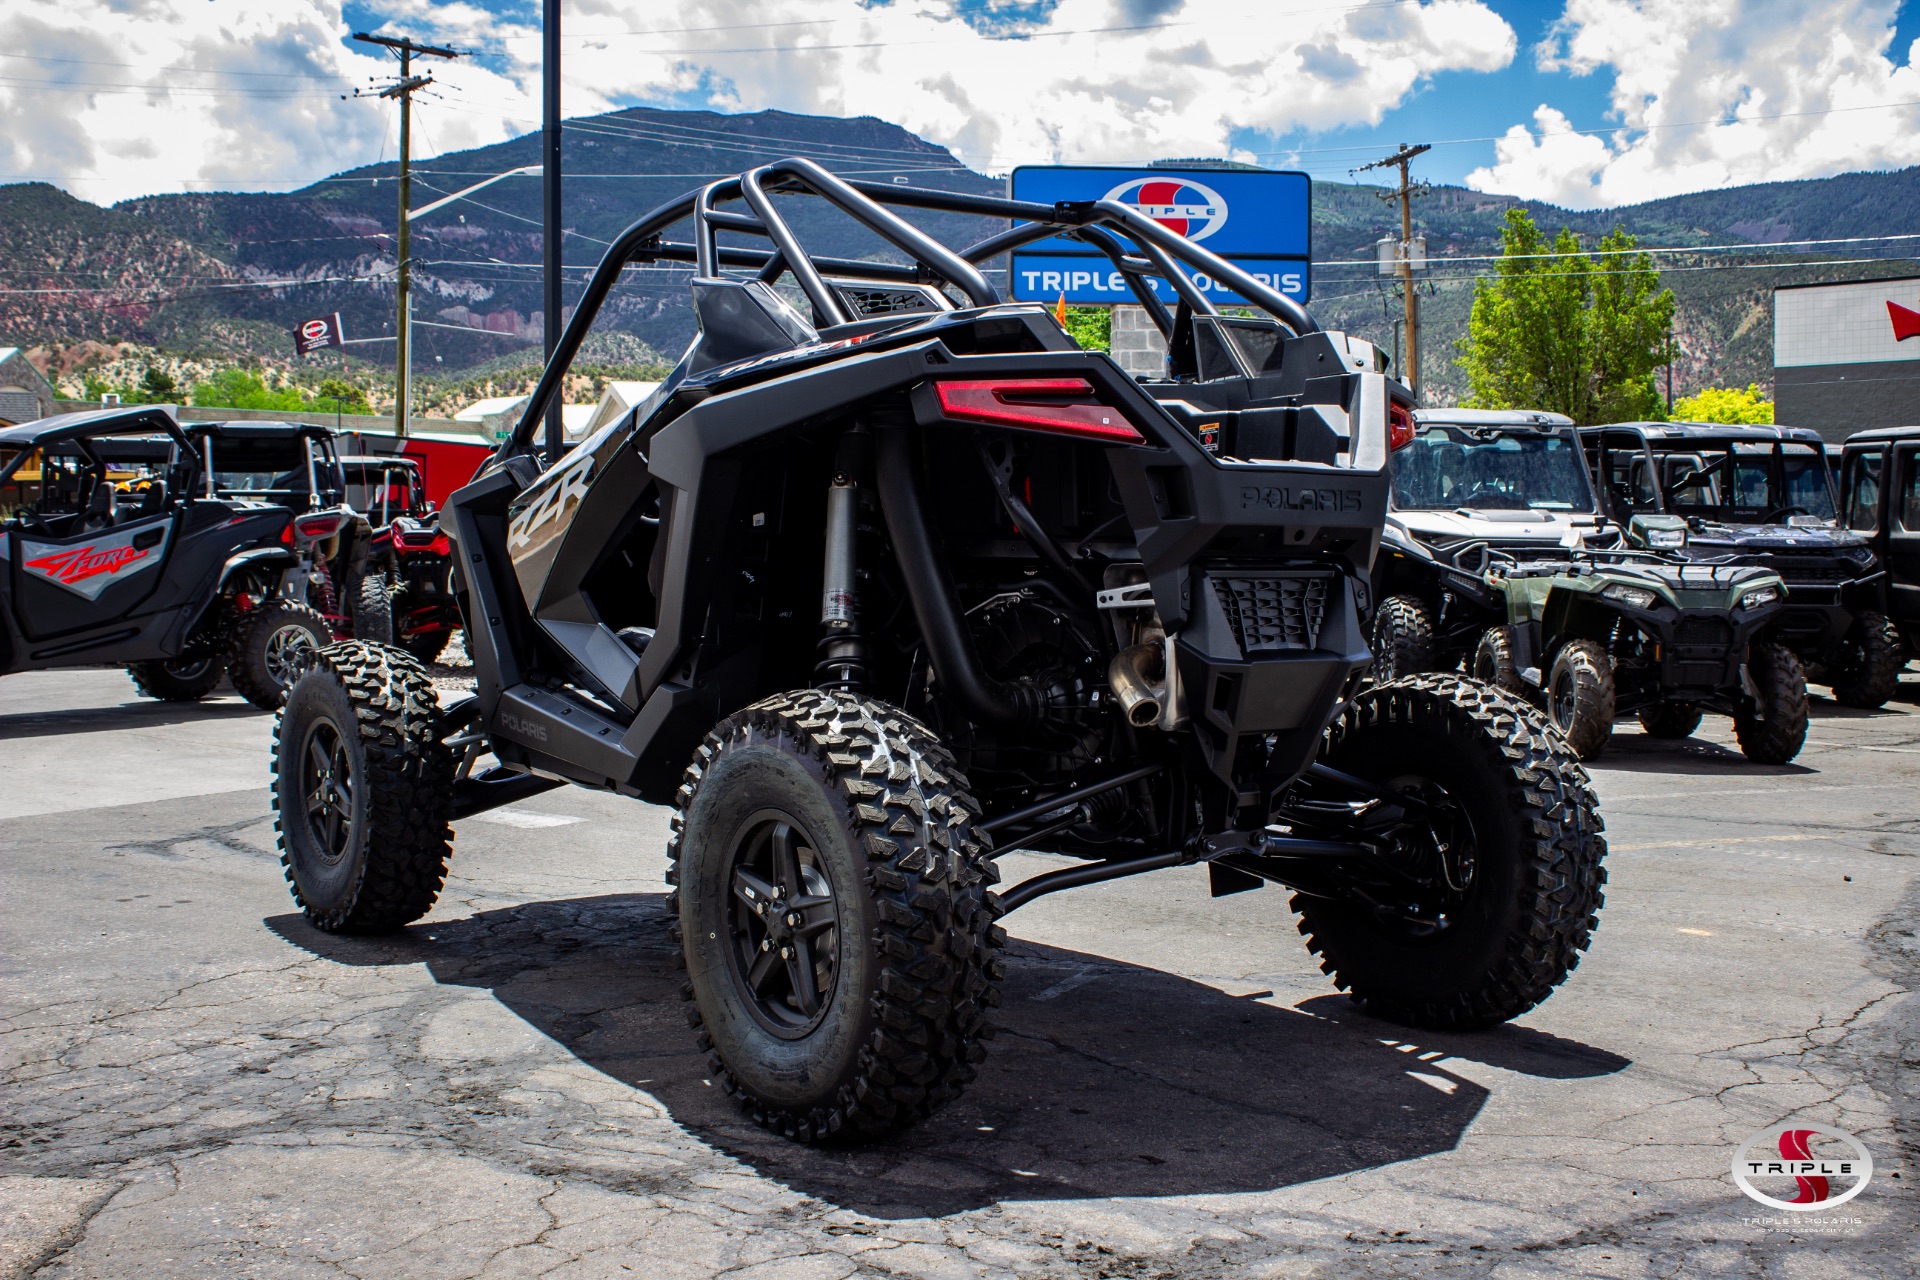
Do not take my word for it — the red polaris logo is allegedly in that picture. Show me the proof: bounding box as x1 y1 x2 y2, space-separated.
302 318 330 341
24 542 151 586
1889 300 1920 342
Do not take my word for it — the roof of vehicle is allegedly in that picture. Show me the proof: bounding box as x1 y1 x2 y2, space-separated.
0 404 186 449
339 454 421 470
184 419 338 441
1412 408 1573 428
1580 420 1826 445
1841 424 1920 445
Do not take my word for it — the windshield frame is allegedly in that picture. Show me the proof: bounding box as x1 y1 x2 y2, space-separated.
1389 423 1599 515
1628 437 1838 524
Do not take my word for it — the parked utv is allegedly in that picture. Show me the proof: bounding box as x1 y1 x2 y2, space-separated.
341 454 461 663
273 160 1607 1144
0 406 329 708
1837 426 1919 678
190 421 391 649
1472 516 1805 762
1581 422 1895 706
1372 409 1615 677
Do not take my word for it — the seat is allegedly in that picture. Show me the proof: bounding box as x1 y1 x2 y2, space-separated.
79 483 117 532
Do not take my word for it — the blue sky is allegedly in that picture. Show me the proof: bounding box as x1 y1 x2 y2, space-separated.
3 1 1917 206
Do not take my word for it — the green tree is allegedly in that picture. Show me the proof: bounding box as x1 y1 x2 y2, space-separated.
189 368 307 412
138 366 178 402
315 376 371 416
1460 209 1674 424
1672 383 1774 424
1061 305 1111 352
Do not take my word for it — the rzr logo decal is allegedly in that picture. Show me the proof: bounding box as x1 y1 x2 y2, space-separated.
22 540 156 599
507 452 595 554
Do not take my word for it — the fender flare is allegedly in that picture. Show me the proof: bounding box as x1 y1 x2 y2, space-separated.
217 546 297 593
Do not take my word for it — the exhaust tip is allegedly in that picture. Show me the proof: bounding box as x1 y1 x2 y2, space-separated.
1126 701 1161 727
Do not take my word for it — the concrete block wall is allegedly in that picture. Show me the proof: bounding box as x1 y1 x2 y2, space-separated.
1110 305 1167 379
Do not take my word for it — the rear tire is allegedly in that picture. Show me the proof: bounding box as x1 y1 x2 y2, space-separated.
1545 640 1615 759
1293 675 1608 1029
228 600 332 711
1638 701 1703 739
128 655 224 702
670 690 1003 1143
1735 642 1809 764
1472 626 1527 695
1829 612 1903 709
272 642 453 932
1372 595 1437 681
350 572 395 646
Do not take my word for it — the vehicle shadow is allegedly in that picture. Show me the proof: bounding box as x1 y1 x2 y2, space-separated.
1805 695 1912 721
0 695 261 739
270 893 1630 1217
1586 729 1817 776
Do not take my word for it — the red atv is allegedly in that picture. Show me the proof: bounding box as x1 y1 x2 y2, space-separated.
341 455 462 663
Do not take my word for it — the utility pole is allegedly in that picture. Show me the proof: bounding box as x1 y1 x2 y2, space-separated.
1360 143 1431 397
353 31 457 439
543 0 564 460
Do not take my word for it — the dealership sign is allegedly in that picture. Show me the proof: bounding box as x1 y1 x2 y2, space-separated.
1008 166 1310 306
292 312 346 356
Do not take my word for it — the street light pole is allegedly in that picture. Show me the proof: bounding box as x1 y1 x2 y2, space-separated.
543 0 564 459
353 31 457 440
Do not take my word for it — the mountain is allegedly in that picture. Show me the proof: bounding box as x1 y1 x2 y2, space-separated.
3 104 1915 408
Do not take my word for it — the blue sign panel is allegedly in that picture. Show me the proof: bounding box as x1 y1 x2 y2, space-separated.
1008 166 1311 305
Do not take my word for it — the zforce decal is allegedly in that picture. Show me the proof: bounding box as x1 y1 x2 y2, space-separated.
507 452 595 555
20 529 165 600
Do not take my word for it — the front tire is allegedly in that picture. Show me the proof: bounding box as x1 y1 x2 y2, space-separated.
1472 626 1527 695
1293 675 1608 1029
1735 642 1809 764
128 655 224 702
671 690 1002 1143
1829 612 1903 709
228 600 332 710
1545 639 1615 759
1372 594 1437 681
272 642 453 932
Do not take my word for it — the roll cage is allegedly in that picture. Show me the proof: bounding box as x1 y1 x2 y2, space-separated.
505 156 1321 458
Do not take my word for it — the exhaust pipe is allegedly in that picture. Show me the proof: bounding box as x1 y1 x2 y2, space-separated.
1108 642 1167 727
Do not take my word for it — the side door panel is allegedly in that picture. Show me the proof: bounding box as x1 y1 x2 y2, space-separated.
1890 444 1920 629
11 512 175 640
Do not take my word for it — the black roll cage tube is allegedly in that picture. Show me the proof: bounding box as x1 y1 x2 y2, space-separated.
504 156 1318 456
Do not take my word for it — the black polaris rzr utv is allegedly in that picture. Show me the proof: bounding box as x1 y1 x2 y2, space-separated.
191 421 393 650
1371 408 1616 678
1581 422 1898 706
273 159 1607 1144
0 405 330 708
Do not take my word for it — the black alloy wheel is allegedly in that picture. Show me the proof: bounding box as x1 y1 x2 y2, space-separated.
1369 775 1478 942
299 715 356 863
725 811 842 1036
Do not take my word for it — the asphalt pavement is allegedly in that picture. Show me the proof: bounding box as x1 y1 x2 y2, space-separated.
2 665 1915 1278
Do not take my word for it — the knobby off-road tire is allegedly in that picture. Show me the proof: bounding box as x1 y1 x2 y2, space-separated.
1546 639 1616 759
1829 612 1904 709
670 689 1004 1144
350 572 395 646
1472 626 1527 696
1372 595 1438 681
1638 701 1703 739
228 600 332 710
1293 674 1608 1029
127 655 224 701
1735 642 1810 765
272 642 454 932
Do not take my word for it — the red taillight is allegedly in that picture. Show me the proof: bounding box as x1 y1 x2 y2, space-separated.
280 523 294 545
398 531 451 556
1388 402 1416 451
294 512 346 540
934 378 1144 444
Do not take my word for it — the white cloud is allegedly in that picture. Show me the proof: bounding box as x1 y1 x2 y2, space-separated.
0 0 1520 202
1467 0 1920 207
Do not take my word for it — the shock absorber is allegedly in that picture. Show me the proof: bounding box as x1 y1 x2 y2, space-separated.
815 436 870 690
